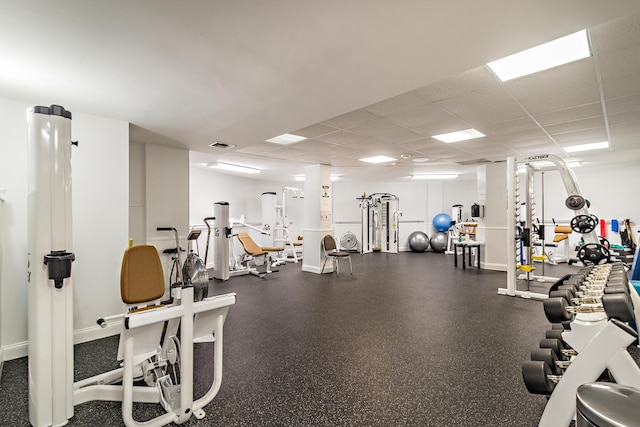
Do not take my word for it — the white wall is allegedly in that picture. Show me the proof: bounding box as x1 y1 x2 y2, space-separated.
332 179 478 251
0 97 128 360
189 166 304 266
531 162 640 247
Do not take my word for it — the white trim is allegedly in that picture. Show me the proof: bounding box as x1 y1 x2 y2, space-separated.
2 322 121 362
483 262 508 271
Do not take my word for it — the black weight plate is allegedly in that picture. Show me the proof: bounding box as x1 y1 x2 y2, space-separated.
602 293 635 323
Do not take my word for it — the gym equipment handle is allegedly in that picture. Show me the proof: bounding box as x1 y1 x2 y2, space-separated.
157 227 176 231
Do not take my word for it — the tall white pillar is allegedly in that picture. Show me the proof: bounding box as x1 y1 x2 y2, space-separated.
302 165 332 273
261 191 277 247
27 105 75 427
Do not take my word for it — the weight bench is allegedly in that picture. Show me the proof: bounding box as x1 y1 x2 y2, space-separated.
236 232 284 272
534 225 573 264
74 244 236 426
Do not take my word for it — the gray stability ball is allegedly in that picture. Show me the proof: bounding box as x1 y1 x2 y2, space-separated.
429 231 448 253
408 231 430 252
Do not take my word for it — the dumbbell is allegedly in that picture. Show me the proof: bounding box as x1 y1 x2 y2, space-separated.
522 360 561 395
544 293 635 323
531 348 569 376
540 337 576 360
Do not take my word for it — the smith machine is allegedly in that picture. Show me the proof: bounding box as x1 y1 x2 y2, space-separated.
499 154 607 299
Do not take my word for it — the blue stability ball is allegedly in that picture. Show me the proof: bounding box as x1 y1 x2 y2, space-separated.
408 231 430 252
432 213 452 232
430 231 448 253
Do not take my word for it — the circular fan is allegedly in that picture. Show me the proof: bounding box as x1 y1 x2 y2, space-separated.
340 232 358 251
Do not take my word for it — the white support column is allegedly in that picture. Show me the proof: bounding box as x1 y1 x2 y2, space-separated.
302 165 332 274
213 202 230 281
261 191 277 247
27 105 75 427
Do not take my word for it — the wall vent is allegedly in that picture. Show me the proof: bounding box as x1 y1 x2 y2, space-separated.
209 141 236 149
457 158 492 165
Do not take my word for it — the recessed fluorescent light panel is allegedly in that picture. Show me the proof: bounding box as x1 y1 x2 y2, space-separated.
432 128 485 143
487 30 591 82
359 155 397 164
294 175 340 181
563 141 609 153
207 162 260 174
411 174 458 180
266 133 307 145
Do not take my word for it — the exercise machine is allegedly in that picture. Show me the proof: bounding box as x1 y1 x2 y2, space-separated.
356 193 401 254
262 189 303 263
211 201 280 280
500 154 601 299
27 105 236 427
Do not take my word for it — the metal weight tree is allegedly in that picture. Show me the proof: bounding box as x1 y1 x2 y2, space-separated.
499 154 601 299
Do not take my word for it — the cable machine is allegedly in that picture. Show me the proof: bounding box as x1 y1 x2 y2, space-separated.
356 193 401 254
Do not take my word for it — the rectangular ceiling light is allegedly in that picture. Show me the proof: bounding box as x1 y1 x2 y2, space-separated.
563 141 609 153
207 162 260 174
432 128 485 143
295 175 340 181
359 155 397 164
487 30 591 82
411 174 458 180
266 133 307 145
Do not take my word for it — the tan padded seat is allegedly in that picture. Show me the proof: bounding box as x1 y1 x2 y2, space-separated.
120 245 165 304
553 225 573 243
237 232 284 256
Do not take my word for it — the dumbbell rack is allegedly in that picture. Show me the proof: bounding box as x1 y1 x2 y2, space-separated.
522 263 640 427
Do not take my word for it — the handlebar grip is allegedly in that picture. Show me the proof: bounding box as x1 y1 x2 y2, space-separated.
156 227 175 231
203 217 215 221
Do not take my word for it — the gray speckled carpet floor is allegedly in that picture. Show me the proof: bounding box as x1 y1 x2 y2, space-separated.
0 253 614 426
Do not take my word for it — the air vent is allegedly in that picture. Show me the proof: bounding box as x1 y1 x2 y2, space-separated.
457 158 492 166
209 141 236 149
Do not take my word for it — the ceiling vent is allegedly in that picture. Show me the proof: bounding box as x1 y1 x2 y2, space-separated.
457 158 492 166
209 141 236 149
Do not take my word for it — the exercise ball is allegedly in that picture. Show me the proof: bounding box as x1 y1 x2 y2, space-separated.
408 231 430 252
430 231 448 253
432 213 452 232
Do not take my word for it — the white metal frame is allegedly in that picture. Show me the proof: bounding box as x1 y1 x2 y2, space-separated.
500 155 598 299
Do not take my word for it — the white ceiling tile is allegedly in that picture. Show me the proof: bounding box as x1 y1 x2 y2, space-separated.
478 117 539 135
610 122 640 149
598 44 640 81
545 116 605 135
534 103 604 126
517 84 601 115
291 123 339 138
320 109 379 129
456 101 528 126
416 66 499 102
553 128 609 145
605 93 640 114
494 128 548 144
386 104 464 133
363 90 432 116
602 72 640 98
608 109 640 125
435 85 515 115
313 130 372 145
589 12 640 54
348 118 425 143
236 144 283 154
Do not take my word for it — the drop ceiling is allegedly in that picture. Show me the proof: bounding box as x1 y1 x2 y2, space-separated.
1 1 639 182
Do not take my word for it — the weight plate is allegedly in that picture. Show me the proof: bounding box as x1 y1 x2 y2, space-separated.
522 360 555 395
544 297 572 323
565 195 586 210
